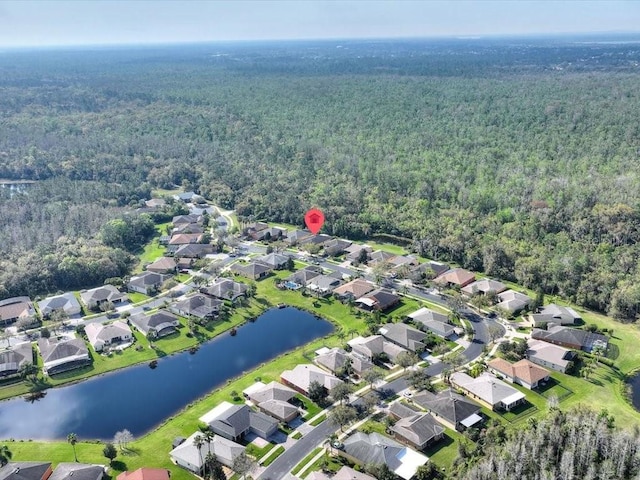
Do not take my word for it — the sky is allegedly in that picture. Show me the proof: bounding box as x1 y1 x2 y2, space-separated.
0 0 639 48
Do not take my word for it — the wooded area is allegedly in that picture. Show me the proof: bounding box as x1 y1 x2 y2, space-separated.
1 38 640 317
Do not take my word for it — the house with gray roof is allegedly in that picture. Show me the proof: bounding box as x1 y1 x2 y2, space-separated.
253 227 287 242
38 337 91 376
174 243 214 258
531 325 608 353
0 297 35 325
0 342 34 378
345 245 373 263
496 290 531 314
171 295 221 320
324 238 353 257
281 364 343 395
199 402 278 441
412 389 482 431
286 266 322 288
48 464 104 480
388 403 444 450
368 251 396 266
170 431 243 472
340 432 428 480
80 285 126 311
231 261 272 280
245 381 300 422
201 278 248 301
286 230 314 245
409 261 450 282
256 252 291 270
172 223 205 235
450 372 525 411
462 278 507 296
315 348 374 377
306 275 343 296
379 323 426 353
348 335 407 363
530 304 582 326
332 466 376 480
130 311 180 338
526 339 576 373
407 307 455 339
146 257 177 274
38 293 81 318
0 462 52 480
171 213 202 224
173 192 200 204
128 272 167 295
85 321 133 352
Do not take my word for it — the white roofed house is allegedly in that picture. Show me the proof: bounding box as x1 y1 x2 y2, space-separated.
495 290 531 315
170 431 244 472
38 293 82 318
85 321 133 352
450 372 525 412
127 272 168 295
37 337 91 376
530 303 582 327
526 339 576 373
244 381 300 423
407 307 455 339
80 285 126 311
280 364 343 396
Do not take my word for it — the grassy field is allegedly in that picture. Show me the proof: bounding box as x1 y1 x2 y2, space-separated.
291 447 323 476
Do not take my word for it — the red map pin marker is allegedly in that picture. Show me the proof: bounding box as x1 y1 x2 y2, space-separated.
304 208 325 235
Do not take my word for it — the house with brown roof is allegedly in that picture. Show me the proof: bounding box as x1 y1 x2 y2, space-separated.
333 279 376 301
280 364 343 395
0 297 35 326
169 233 204 246
461 278 507 296
355 289 400 312
145 257 177 274
116 468 169 480
487 358 550 390
434 268 476 288
174 243 214 258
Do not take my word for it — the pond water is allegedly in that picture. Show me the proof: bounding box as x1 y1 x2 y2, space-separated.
0 307 333 440
628 373 640 410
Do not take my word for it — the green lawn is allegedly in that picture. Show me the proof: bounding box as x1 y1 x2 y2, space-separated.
309 413 327 426
261 446 285 467
301 453 345 478
297 394 322 419
291 448 323 476
424 427 466 472
127 292 150 304
245 441 275 461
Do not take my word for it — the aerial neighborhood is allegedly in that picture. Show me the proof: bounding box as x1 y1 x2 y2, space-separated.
0 191 622 480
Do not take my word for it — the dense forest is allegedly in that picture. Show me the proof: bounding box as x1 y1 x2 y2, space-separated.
1 36 640 317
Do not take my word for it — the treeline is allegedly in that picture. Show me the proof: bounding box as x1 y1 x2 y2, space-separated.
456 407 640 480
1 39 640 316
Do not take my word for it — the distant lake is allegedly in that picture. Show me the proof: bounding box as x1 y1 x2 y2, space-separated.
0 307 333 440
628 373 640 411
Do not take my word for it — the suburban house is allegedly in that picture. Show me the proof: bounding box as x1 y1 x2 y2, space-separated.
333 279 376 301
170 431 244 471
315 347 373 377
323 238 352 257
409 261 450 282
176 258 194 271
130 311 180 338
252 226 287 242
145 198 166 209
0 342 34 378
285 230 314 246
244 381 300 423
340 432 428 480
128 272 167 295
306 275 343 296
487 358 550 390
174 243 215 258
345 244 373 263
172 213 202 225
171 295 221 320
173 192 201 204
85 321 133 352
532 325 609 352
379 323 426 352
38 337 91 375
450 372 526 411
355 289 400 312
201 278 248 301
146 257 177 274
388 402 444 450
412 389 483 431
434 268 476 288
286 266 322 288
307 467 376 480
348 335 407 363
368 250 396 266
280 364 343 395
389 255 419 269
526 339 576 373
0 297 35 325
407 307 455 339
168 233 204 246
199 401 278 441
230 261 272 280
172 223 205 235
48 464 104 480
461 278 507 296
256 252 291 270
302 234 333 246
530 304 582 326
0 462 52 480
38 293 82 318
80 285 126 310
495 290 531 314
116 468 170 480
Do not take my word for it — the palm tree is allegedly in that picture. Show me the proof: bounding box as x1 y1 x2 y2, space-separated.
192 434 205 476
0 445 12 466
67 433 78 462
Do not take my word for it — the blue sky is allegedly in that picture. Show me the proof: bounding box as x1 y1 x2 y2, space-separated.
0 0 638 48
